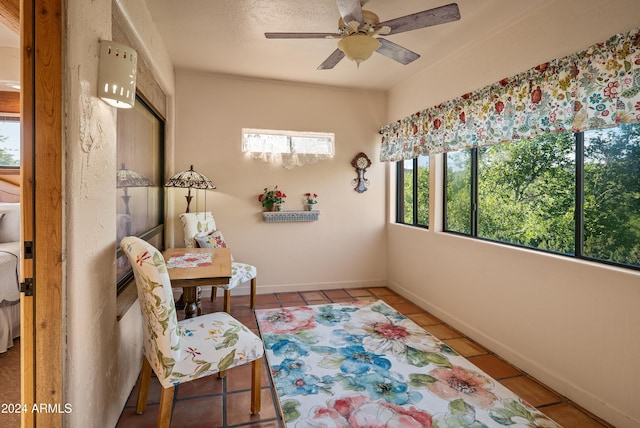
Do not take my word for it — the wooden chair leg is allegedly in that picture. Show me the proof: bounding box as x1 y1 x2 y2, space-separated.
250 277 257 309
210 286 217 302
157 386 175 428
224 290 231 313
251 358 262 414
136 357 152 414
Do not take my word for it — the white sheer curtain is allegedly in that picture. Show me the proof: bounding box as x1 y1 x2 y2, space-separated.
243 129 335 169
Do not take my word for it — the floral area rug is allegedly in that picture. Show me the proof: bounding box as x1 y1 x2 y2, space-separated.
255 300 561 428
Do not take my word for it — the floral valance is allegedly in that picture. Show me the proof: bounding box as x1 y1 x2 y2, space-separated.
379 26 640 162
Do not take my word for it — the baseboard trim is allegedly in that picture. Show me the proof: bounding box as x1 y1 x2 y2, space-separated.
257 279 388 295
173 279 388 300
387 280 639 428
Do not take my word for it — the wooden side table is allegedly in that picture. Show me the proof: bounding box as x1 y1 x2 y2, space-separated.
163 247 232 319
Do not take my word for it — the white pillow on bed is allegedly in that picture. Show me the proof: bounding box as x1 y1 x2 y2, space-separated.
0 203 20 243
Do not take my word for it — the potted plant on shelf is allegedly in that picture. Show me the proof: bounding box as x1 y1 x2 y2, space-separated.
259 186 287 211
304 193 318 211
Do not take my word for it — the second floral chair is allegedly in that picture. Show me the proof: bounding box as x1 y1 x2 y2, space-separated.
179 212 257 312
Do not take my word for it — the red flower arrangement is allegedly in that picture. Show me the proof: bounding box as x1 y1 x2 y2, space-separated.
259 186 286 208
304 193 318 205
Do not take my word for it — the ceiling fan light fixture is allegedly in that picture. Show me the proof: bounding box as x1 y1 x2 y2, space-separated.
338 34 381 66
265 2 461 70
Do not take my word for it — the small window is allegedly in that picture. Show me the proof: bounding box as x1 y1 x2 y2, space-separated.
242 128 334 168
243 132 290 154
0 117 20 168
396 155 429 228
444 149 472 234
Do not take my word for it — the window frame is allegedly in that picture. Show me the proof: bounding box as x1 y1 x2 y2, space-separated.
115 94 166 293
0 115 20 169
442 128 640 272
396 155 429 229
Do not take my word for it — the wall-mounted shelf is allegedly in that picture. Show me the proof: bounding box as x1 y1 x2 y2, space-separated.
262 210 319 223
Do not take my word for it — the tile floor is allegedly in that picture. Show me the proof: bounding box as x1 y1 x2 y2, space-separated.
116 287 613 428
0 338 20 428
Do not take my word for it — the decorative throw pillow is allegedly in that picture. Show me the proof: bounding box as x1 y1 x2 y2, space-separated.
178 212 217 248
194 229 227 249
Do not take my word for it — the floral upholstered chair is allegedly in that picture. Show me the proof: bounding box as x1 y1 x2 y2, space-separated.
179 212 257 312
120 236 264 428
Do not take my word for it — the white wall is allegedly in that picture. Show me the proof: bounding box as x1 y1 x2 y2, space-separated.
0 46 19 84
64 0 174 426
386 1 640 427
169 71 388 293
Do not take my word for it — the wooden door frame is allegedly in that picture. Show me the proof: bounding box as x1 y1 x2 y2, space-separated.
19 0 63 426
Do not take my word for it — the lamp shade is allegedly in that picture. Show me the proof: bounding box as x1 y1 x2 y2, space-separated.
98 40 137 109
116 163 153 188
164 165 216 213
338 34 381 65
164 165 216 190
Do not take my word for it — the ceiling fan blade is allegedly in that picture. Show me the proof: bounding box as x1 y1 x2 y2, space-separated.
376 38 420 65
336 0 364 24
317 49 345 70
265 32 340 39
379 3 460 35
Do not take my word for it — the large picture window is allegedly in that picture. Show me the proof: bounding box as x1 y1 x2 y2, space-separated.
116 96 165 292
396 155 429 228
444 122 640 270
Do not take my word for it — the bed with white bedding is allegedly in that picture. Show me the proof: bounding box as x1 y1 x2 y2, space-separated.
0 203 21 353
0 242 20 353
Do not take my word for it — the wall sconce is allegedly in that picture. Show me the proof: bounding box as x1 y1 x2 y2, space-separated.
98 40 137 109
351 152 372 193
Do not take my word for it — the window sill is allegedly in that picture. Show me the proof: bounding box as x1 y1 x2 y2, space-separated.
262 210 320 223
116 279 137 321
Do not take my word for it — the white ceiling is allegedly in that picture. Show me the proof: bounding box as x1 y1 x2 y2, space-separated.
143 0 549 91
0 0 554 93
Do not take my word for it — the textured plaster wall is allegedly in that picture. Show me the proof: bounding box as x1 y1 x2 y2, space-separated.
64 0 174 426
385 1 640 427
169 71 388 294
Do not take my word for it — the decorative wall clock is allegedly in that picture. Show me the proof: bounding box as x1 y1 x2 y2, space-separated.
351 152 372 193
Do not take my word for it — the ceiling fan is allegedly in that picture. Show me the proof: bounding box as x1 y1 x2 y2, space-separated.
264 0 461 70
